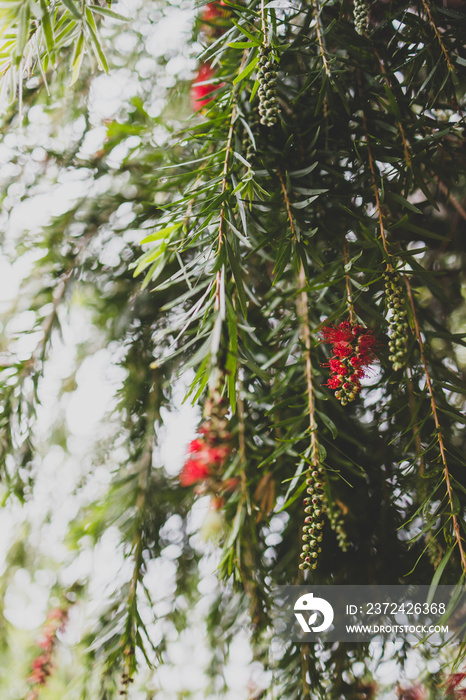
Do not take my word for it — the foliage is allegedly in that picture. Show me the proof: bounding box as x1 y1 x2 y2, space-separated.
0 0 465 696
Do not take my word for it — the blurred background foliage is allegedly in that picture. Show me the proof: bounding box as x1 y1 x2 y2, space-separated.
0 0 465 697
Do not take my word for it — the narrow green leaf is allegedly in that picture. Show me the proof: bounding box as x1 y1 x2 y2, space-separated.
387 191 423 214
316 409 338 439
60 0 82 19
89 5 130 21
233 54 258 86
289 162 318 178
225 240 248 318
227 41 258 49
39 0 54 59
70 31 85 85
140 223 182 244
85 6 108 73
231 20 258 42
14 3 30 65
426 545 455 604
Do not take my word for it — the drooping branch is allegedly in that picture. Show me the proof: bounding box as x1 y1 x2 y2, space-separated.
311 0 331 80
343 238 356 325
360 102 390 259
277 168 318 461
372 47 412 169
405 277 466 575
421 0 455 74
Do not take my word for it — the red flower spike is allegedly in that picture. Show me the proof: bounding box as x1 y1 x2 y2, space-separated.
200 2 228 22
445 672 466 697
188 439 203 453
180 459 211 486
190 64 217 111
27 605 69 695
320 319 378 405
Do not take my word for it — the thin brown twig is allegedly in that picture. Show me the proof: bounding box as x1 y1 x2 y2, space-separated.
312 0 331 80
407 370 426 479
343 239 356 324
260 0 267 44
372 46 412 168
421 0 455 74
438 180 466 223
405 276 466 575
300 645 312 700
215 105 237 312
214 51 249 313
360 104 390 259
277 168 318 463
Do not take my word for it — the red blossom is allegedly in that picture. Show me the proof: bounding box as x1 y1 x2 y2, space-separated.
190 64 218 111
328 358 347 374
180 459 211 486
207 446 230 463
188 439 203 453
320 319 378 405
200 2 228 22
333 343 352 358
47 608 66 621
445 672 466 697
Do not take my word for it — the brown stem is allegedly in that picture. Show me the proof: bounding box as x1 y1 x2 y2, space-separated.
300 645 312 700
237 372 248 501
360 105 390 258
215 105 237 312
214 51 249 312
343 239 356 324
261 0 267 44
438 180 466 223
372 47 412 168
407 371 426 479
405 277 466 574
422 0 455 74
312 0 331 79
277 169 318 463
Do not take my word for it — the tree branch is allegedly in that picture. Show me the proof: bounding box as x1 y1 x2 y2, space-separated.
405 277 466 575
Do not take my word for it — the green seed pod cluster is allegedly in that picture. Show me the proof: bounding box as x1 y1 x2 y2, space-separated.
353 0 369 34
299 464 325 571
384 269 409 371
328 504 348 553
257 45 279 127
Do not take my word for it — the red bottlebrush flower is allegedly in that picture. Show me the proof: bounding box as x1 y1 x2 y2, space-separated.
207 445 230 463
188 439 203 453
27 604 69 698
32 655 49 671
37 632 54 649
180 458 211 486
328 358 346 374
333 342 352 358
445 672 466 697
190 64 217 111
200 2 227 22
320 319 378 405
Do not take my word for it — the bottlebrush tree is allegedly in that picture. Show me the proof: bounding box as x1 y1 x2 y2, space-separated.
0 0 465 697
